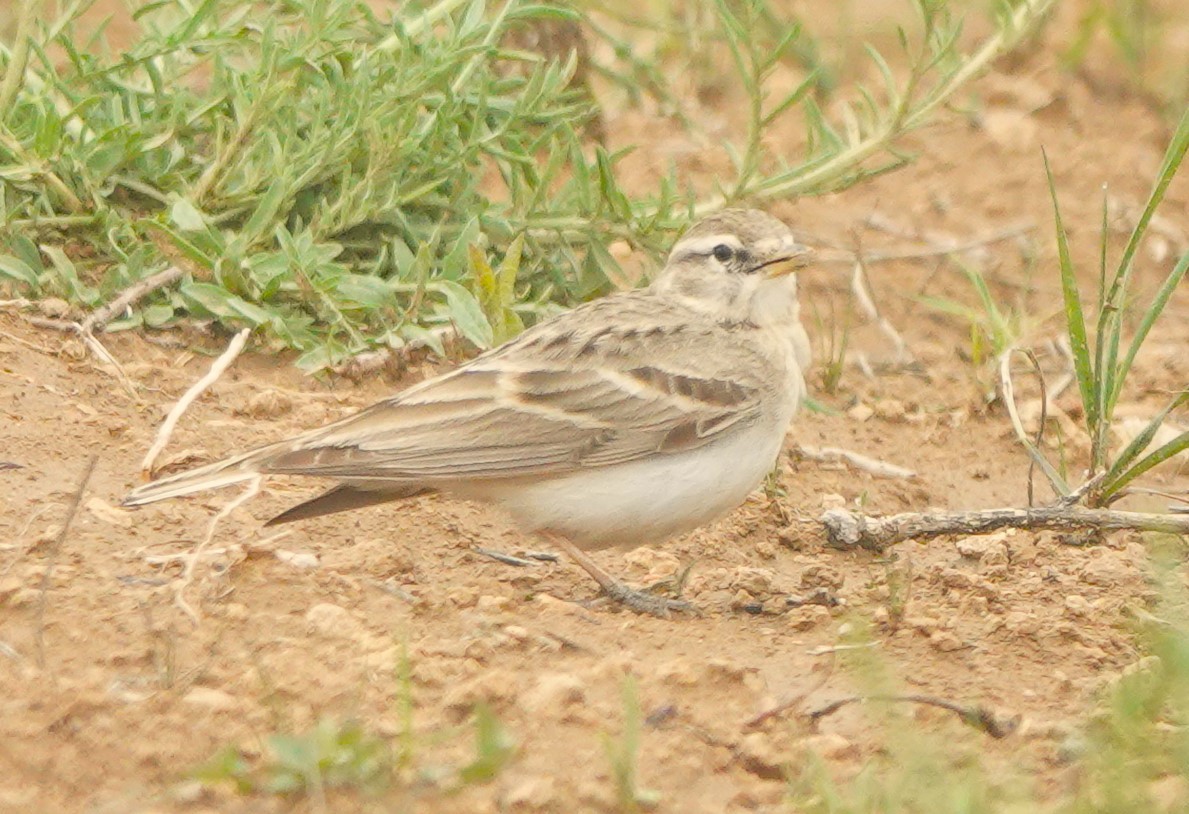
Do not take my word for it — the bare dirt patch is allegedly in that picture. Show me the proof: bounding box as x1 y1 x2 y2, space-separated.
2 13 1188 814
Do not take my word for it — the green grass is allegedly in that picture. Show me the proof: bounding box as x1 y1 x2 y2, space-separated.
0 0 1053 370
1005 108 1189 505
192 705 514 803
784 106 1189 814
602 675 660 812
920 259 1041 368
786 531 1189 814
1062 0 1189 117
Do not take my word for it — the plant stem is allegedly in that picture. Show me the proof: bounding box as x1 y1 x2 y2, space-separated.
0 0 38 114
817 505 1189 551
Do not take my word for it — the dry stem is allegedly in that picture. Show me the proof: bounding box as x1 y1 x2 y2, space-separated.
807 694 1019 739
814 219 1035 265
850 261 913 365
80 265 184 334
173 477 261 625
817 505 1189 552
24 266 186 394
34 456 97 668
141 328 250 478
798 445 917 479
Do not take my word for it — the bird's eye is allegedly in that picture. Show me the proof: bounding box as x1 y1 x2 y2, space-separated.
712 244 734 262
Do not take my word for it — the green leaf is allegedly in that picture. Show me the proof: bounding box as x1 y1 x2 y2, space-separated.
142 302 176 327
1101 391 1189 499
41 245 99 305
334 274 393 309
1102 429 1189 501
468 244 497 308
1112 248 1189 408
436 279 493 348
1043 152 1099 445
441 217 480 281
458 704 515 784
169 197 209 232
241 178 290 243
0 255 39 287
497 233 524 308
180 282 272 326
1106 107 1189 329
1099 108 1189 415
399 323 448 357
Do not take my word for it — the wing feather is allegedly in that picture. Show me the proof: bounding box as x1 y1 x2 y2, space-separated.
257 359 761 481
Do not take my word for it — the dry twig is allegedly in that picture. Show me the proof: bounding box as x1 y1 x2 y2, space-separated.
474 546 540 567
141 328 251 478
818 505 1189 552
173 477 261 625
798 445 917 479
23 266 185 394
34 456 97 668
328 325 458 378
80 265 184 334
807 694 1019 739
814 219 1035 265
850 261 913 365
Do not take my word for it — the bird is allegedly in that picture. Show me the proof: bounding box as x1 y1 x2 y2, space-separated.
123 208 814 616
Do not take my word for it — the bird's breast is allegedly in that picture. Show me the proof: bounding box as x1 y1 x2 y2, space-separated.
458 410 794 551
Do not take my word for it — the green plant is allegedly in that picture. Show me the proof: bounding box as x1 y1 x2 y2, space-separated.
458 703 517 784
602 675 660 812
1062 0 1188 115
1009 109 1189 505
921 261 1039 368
192 704 514 802
0 0 1053 369
193 718 392 797
811 296 851 396
1061 535 1189 814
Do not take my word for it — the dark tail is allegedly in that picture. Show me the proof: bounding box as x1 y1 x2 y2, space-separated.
265 483 432 526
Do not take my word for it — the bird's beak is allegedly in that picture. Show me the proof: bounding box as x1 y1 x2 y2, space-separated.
760 245 814 278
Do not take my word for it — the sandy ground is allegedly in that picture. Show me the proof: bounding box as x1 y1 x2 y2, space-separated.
1 4 1188 813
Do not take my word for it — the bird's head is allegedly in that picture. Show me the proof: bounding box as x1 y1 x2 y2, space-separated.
650 208 813 326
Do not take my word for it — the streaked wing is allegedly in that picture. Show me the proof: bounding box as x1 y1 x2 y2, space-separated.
260 358 761 482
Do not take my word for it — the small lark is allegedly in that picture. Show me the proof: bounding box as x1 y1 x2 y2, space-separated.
124 209 813 616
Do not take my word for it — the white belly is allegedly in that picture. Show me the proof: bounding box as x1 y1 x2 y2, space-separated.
462 408 794 550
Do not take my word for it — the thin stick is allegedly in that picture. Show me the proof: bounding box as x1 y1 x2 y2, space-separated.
23 267 186 391
798 445 917 479
34 456 97 668
807 694 1018 739
327 325 458 377
79 265 184 334
25 320 139 396
141 328 251 479
474 546 539 567
813 220 1035 265
999 347 1067 498
807 642 880 656
818 505 1189 552
79 331 137 396
173 477 261 625
849 261 912 364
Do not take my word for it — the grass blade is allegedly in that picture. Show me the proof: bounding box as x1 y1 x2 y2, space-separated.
1102 430 1189 502
1042 151 1098 455
1102 391 1189 492
1100 107 1189 414
1112 248 1189 408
